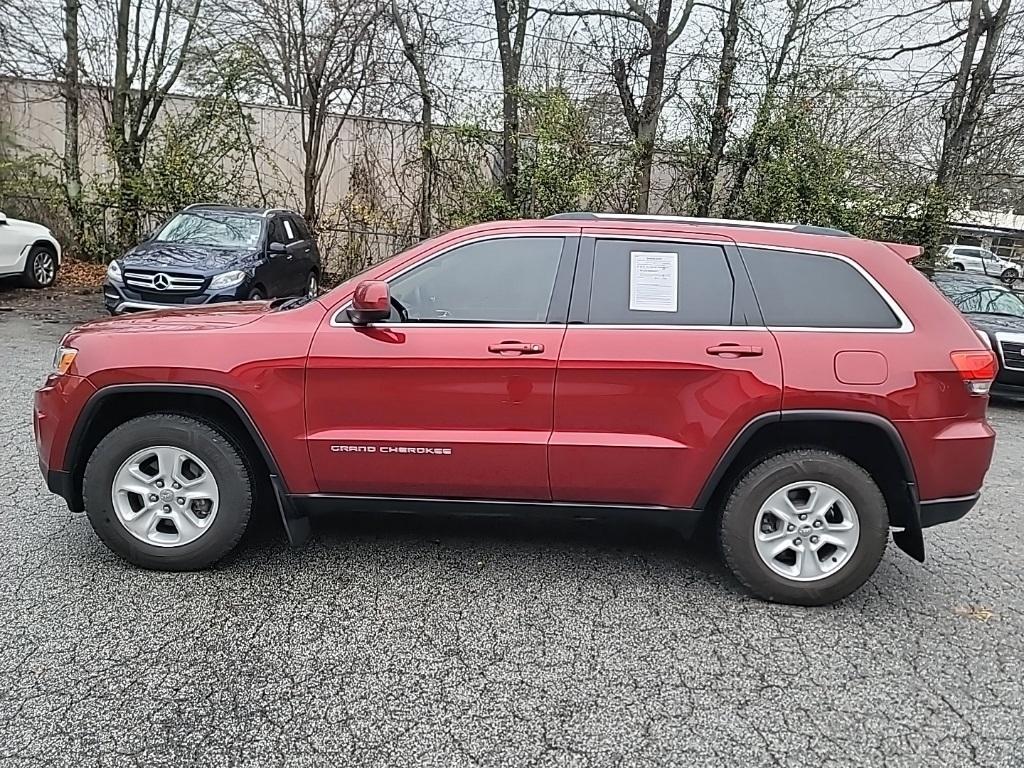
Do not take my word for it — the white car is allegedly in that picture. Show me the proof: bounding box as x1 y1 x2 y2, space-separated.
0 211 62 288
940 244 1020 281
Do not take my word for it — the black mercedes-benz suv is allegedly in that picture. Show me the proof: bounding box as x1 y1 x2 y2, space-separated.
103 204 322 314
932 269 1024 399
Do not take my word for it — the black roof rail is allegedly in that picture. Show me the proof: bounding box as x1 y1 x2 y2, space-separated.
545 212 853 238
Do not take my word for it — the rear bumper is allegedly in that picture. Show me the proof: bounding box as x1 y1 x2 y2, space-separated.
919 493 979 528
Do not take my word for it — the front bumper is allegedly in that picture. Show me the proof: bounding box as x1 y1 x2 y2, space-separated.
103 280 250 314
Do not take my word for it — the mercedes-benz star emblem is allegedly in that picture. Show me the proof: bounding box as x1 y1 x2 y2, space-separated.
153 273 171 290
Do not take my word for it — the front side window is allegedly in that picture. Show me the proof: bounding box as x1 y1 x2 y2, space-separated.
387 237 564 323
587 240 735 325
743 247 901 329
156 212 263 249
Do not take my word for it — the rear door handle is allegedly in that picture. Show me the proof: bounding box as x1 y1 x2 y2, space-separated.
488 341 545 355
706 343 763 357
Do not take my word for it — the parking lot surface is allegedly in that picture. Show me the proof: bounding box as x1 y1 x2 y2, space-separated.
2 292 1023 767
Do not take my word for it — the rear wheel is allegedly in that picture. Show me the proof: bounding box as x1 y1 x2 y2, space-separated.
952 262 965 271
22 245 58 288
83 414 253 570
247 288 264 300
718 449 888 605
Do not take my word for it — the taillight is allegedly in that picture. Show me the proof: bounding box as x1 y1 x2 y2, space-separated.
951 350 997 395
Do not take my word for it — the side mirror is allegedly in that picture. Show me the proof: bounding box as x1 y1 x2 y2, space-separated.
348 280 391 325
269 241 288 254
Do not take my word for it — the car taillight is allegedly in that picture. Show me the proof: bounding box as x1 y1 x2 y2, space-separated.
951 350 997 395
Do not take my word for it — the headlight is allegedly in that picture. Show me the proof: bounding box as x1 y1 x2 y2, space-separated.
53 346 77 375
209 270 247 290
106 260 123 284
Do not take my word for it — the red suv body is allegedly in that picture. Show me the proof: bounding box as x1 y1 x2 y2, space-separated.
34 215 997 604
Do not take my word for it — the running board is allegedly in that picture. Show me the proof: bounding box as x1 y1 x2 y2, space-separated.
287 493 703 538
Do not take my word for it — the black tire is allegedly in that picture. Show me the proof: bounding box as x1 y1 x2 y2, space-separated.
82 414 253 570
21 244 59 288
1001 268 1019 283
718 449 889 606
952 262 965 271
248 288 264 300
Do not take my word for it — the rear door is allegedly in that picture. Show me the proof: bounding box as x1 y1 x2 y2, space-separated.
549 234 783 510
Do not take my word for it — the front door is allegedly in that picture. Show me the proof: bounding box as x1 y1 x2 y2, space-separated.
306 234 577 500
549 235 783 510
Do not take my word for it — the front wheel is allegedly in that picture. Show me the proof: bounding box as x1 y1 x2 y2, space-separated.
82 414 253 570
22 245 58 288
1001 268 1019 283
718 449 889 605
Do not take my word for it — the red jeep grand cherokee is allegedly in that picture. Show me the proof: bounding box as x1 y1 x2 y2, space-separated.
34 214 997 605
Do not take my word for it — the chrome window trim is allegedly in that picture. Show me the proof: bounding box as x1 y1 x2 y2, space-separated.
995 331 1024 372
329 232 579 327
329 231 914 334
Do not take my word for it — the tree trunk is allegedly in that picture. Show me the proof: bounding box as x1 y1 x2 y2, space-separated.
62 0 82 244
694 0 743 217
493 0 527 212
419 97 434 239
500 81 519 209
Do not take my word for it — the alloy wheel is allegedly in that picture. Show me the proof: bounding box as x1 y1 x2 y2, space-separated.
34 251 56 286
753 481 860 582
110 446 220 547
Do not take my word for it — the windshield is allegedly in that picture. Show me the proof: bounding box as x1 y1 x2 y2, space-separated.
937 280 1024 318
155 212 263 248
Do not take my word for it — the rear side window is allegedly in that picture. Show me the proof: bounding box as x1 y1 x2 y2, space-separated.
290 215 311 241
588 240 735 325
742 247 900 329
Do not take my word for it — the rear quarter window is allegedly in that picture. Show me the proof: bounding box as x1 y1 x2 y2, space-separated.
742 247 900 329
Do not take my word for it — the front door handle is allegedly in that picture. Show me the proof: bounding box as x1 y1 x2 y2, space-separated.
488 341 545 355
706 343 763 357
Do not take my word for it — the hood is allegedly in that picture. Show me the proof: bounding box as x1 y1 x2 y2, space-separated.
965 313 1024 335
4 217 53 237
67 301 273 339
121 242 261 275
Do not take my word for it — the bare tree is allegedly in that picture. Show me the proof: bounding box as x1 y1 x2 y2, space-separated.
206 0 382 227
545 0 698 213
857 0 1018 255
493 0 532 210
724 0 809 216
390 0 436 238
101 0 203 240
62 0 82 235
693 0 742 216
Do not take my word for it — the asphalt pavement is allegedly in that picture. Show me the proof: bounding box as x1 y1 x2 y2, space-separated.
1 289 1022 767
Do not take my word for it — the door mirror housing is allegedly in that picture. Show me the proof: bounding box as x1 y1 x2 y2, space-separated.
269 241 288 254
348 280 392 325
